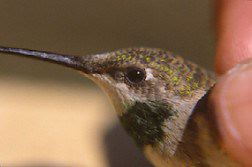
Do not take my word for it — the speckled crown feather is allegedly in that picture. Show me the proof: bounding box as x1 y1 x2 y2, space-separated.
96 47 215 97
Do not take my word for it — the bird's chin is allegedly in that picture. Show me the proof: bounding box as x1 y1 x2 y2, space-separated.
80 73 126 116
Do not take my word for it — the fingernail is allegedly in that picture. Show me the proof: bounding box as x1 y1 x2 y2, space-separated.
212 59 252 165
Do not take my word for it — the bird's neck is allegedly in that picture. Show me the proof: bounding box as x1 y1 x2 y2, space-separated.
119 88 210 158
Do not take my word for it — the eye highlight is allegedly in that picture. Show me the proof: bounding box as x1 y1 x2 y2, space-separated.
125 67 146 84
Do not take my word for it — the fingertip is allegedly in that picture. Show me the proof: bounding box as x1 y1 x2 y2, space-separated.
211 60 252 166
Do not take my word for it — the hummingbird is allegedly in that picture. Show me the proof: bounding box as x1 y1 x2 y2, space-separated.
0 46 241 167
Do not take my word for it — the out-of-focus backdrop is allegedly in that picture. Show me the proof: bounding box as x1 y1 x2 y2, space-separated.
0 0 214 166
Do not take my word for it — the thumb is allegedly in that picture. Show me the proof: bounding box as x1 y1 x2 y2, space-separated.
211 60 252 166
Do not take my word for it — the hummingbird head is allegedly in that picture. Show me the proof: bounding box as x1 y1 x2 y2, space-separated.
0 46 215 152
78 48 213 115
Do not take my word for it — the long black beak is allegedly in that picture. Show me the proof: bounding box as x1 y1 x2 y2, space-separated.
0 46 93 73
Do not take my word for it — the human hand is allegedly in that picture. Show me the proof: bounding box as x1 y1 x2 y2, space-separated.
211 1 252 166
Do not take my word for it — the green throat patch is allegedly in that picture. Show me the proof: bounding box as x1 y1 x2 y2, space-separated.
119 101 174 147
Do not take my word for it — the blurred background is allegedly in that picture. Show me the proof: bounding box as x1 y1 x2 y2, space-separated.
0 0 214 166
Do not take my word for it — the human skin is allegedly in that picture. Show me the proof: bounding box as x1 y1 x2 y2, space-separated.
212 1 252 166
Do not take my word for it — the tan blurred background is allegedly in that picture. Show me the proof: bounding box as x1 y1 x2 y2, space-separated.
0 0 214 166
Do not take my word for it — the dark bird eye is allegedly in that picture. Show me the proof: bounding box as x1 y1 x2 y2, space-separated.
125 67 146 84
